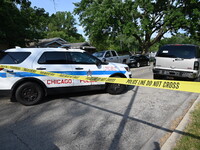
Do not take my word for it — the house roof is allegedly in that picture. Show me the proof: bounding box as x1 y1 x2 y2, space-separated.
62 42 93 48
61 42 96 53
28 38 96 52
39 37 68 47
28 37 68 48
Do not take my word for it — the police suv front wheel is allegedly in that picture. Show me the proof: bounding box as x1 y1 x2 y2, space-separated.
15 82 44 106
106 76 127 94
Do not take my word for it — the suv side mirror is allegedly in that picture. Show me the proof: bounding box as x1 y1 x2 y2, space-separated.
103 58 106 62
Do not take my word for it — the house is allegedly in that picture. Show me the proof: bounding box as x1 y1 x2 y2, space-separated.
28 37 68 48
28 37 96 53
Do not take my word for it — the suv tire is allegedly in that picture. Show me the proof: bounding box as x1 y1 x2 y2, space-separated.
106 76 127 94
15 82 44 106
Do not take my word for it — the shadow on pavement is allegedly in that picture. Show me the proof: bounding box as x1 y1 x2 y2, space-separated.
108 86 138 150
0 84 199 149
41 85 134 104
153 142 161 150
66 88 200 149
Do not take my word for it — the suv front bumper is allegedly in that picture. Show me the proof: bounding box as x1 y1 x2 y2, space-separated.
153 68 198 79
0 90 12 98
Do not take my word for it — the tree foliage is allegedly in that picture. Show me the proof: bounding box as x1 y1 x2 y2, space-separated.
0 0 85 48
74 0 200 53
149 34 200 52
46 11 85 43
182 0 200 41
160 34 200 47
0 0 49 47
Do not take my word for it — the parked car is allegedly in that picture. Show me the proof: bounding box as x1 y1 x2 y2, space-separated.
93 50 130 64
0 47 132 106
128 55 150 68
153 44 200 80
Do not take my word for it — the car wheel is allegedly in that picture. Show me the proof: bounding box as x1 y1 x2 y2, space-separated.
15 82 44 106
106 76 127 94
136 62 140 68
129 63 135 68
122 59 126 64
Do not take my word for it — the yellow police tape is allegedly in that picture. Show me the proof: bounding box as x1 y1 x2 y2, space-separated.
1 64 200 93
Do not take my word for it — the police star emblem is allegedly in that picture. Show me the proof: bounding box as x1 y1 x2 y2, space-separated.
87 69 92 76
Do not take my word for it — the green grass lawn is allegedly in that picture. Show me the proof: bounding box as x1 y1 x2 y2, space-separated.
173 103 200 150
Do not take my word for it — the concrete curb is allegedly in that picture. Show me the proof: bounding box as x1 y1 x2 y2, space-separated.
161 94 200 150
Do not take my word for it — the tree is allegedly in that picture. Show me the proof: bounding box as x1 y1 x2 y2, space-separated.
181 0 200 41
74 0 199 53
160 34 200 46
148 33 200 52
0 0 49 47
20 2 50 43
47 11 85 43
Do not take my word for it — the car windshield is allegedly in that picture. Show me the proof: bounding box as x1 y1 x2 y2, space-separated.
0 52 31 64
157 45 196 59
93 52 104 57
130 56 139 59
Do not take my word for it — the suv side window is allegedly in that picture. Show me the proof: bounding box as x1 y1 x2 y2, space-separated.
70 52 97 64
0 52 31 64
38 52 71 64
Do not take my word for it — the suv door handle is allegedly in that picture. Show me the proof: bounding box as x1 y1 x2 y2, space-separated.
6 70 14 73
75 68 83 70
36 68 46 70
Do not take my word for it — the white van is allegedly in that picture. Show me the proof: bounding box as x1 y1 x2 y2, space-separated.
153 44 200 80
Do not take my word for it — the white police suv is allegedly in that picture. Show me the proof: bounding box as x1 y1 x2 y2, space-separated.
0 47 131 105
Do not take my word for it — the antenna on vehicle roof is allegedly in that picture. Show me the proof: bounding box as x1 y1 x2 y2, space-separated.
15 46 21 49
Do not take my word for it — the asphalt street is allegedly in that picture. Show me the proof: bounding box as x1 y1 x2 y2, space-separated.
0 65 199 150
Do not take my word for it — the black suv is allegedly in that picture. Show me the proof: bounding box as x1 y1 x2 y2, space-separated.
128 55 150 68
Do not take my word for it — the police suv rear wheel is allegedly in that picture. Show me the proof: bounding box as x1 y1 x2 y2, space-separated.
15 82 44 106
106 76 126 94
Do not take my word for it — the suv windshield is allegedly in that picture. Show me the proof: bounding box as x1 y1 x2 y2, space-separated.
0 52 31 64
157 45 196 59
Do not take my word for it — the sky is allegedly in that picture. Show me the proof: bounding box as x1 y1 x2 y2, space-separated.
30 0 85 37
